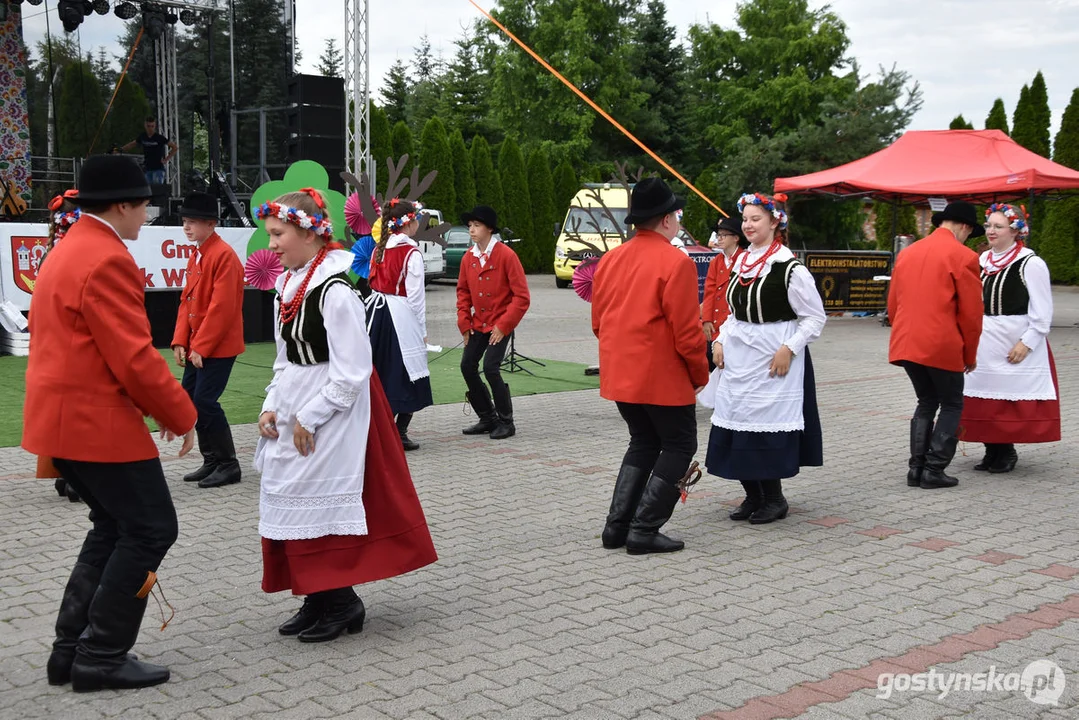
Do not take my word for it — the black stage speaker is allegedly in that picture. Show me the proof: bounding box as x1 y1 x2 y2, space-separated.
286 74 345 192
144 289 277 348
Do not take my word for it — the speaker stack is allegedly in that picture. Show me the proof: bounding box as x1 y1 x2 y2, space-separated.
286 74 346 192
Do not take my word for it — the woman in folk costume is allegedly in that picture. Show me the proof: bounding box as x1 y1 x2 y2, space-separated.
959 204 1060 472
254 189 436 643
702 192 826 524
701 216 749 369
365 199 434 451
36 190 82 503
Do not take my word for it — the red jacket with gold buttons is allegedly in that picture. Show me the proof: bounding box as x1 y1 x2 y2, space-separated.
170 232 245 358
456 240 530 335
23 215 197 463
591 230 709 406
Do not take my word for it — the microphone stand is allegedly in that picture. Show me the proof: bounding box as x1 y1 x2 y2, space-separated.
495 228 545 375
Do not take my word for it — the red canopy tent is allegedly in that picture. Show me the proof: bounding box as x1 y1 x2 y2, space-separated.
774 129 1079 203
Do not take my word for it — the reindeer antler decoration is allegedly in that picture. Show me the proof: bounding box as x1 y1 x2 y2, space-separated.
340 154 450 247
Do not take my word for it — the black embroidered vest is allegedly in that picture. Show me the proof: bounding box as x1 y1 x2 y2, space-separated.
982 255 1032 317
277 272 357 365
726 257 800 324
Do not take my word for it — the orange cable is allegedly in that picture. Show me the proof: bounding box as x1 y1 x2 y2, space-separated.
468 0 727 218
90 27 145 154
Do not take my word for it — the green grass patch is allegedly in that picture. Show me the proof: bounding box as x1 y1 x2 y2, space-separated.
0 344 598 448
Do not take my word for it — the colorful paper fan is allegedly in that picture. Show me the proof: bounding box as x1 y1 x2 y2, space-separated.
245 248 283 291
345 192 381 236
572 257 601 303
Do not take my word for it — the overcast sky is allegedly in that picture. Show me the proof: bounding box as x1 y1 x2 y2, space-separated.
18 0 1079 140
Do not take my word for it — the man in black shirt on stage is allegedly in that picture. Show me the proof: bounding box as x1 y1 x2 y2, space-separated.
123 116 177 186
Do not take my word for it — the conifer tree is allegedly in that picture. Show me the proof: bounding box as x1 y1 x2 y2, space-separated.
418 117 455 215
985 98 1009 135
471 135 503 211
1028 71 1052 157
1011 84 1038 153
450 129 476 220
553 159 579 220
948 114 974 130
527 147 557 272
391 120 415 183
498 137 537 270
1039 87 1079 282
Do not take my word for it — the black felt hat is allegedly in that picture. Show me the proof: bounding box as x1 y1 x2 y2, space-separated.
715 216 749 249
931 201 985 238
178 192 219 220
74 155 152 203
625 177 685 225
460 205 500 234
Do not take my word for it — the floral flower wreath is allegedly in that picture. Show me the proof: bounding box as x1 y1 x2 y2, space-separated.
49 189 81 242
736 192 788 230
385 198 425 231
985 203 1030 240
255 187 334 237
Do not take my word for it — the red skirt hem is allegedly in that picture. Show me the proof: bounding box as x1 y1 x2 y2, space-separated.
959 347 1061 445
260 369 437 595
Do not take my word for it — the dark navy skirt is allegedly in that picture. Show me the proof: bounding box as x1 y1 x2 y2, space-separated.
365 299 433 415
705 348 823 481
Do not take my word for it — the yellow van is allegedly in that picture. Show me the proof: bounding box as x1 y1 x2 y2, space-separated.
553 184 629 288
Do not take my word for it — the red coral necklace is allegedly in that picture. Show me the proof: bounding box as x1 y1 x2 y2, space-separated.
279 246 329 324
983 242 1023 275
736 240 781 287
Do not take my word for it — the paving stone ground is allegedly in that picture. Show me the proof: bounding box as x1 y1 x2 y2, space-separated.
1 278 1078 720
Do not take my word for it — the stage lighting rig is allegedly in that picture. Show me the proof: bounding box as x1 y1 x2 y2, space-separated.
27 0 46 5
57 0 93 32
179 8 196 25
93 0 110 14
141 3 177 39
114 0 136 18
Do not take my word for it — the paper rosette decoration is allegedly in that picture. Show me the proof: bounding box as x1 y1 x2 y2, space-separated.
345 192 382 236
245 248 283 291
572 257 601 303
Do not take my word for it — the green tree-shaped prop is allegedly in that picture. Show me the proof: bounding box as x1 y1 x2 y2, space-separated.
245 161 348 257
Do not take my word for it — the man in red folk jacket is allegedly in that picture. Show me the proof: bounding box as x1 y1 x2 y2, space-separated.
171 192 246 488
888 201 984 490
456 205 531 439
23 155 196 692
591 178 709 555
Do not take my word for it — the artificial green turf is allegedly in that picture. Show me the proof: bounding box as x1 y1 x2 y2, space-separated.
0 344 598 447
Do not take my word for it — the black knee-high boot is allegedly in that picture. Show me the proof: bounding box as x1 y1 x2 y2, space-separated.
601 465 650 549
47 563 102 685
988 444 1018 474
625 473 685 555
749 479 788 524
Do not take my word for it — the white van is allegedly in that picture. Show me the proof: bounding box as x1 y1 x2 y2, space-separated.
419 208 447 283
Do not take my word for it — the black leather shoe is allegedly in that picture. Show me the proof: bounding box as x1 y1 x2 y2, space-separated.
298 597 365 643
973 444 1000 471
729 481 763 520
749 480 788 524
65 483 82 503
278 596 323 636
400 434 420 451
55 478 67 497
489 420 516 440
920 469 958 488
462 417 497 435
988 445 1018 474
198 427 241 488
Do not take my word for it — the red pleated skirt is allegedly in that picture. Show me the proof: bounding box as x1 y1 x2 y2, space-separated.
261 370 438 595
959 347 1061 445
